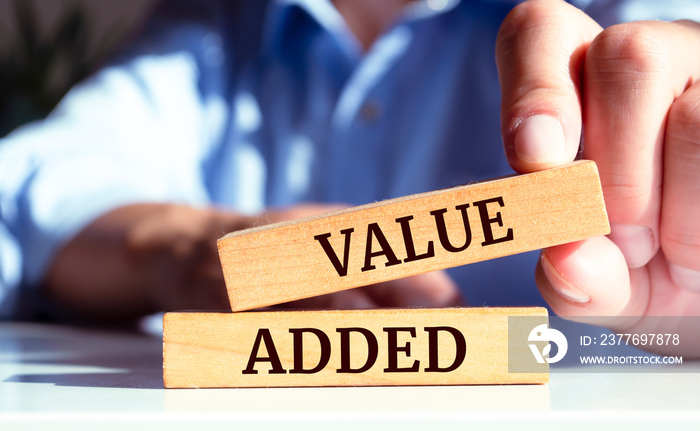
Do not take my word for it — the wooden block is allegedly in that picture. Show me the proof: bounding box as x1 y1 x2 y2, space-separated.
163 307 549 388
218 160 609 311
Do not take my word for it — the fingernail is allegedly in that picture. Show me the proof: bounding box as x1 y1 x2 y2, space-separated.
669 264 700 293
514 115 567 164
541 252 590 303
608 224 656 268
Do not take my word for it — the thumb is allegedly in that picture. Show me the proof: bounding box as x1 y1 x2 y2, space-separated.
496 0 601 173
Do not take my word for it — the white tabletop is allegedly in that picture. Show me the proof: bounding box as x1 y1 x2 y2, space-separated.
1 321 699 430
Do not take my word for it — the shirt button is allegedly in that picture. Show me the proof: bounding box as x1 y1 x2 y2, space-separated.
360 101 381 122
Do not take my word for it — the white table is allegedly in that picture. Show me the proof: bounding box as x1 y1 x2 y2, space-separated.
1 322 699 430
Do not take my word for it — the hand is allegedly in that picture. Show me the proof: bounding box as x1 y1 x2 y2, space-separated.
496 0 700 355
46 203 348 319
47 203 462 320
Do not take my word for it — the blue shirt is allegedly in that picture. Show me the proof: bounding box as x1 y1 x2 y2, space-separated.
1 0 699 319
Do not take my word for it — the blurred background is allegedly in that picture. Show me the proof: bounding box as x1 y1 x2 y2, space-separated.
0 0 157 137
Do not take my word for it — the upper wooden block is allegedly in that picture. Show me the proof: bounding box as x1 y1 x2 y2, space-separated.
218 160 609 311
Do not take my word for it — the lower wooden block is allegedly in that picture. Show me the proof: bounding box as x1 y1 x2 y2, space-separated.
163 307 549 388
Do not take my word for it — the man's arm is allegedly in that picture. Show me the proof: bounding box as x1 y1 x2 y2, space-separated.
0 10 231 320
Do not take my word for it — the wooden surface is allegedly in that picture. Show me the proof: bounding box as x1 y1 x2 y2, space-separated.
163 307 549 388
218 160 609 311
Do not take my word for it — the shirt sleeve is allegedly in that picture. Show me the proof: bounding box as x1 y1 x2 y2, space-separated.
0 11 230 319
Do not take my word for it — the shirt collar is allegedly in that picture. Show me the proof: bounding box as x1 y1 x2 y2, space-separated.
264 0 463 60
277 0 463 24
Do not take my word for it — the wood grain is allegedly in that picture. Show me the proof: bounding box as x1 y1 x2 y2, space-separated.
163 307 549 388
218 160 609 311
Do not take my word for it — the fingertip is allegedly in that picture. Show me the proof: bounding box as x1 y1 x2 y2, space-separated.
365 270 462 308
328 290 378 309
537 237 632 317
